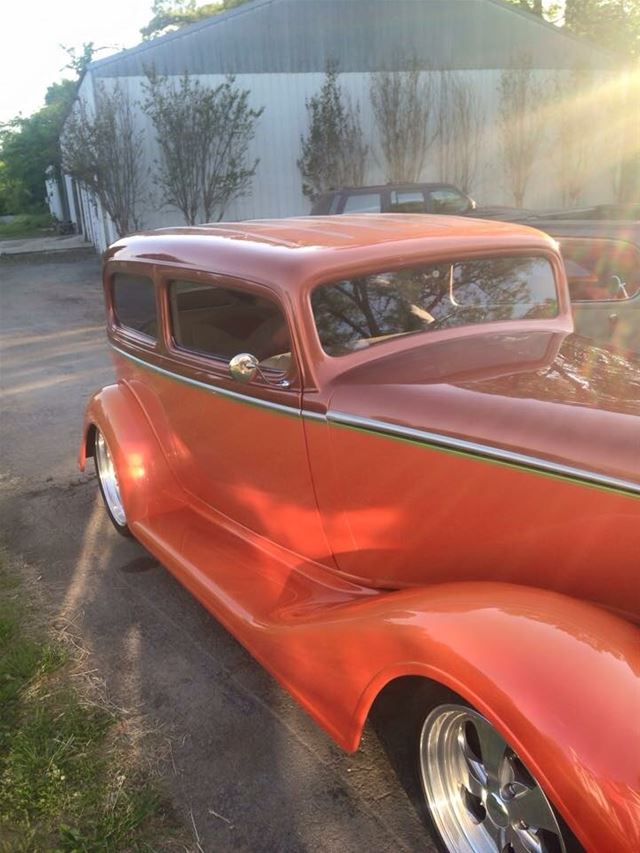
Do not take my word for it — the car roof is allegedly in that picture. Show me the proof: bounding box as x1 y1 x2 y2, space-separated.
105 214 558 294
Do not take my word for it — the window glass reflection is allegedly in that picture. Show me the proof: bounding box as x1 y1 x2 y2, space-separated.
311 257 558 356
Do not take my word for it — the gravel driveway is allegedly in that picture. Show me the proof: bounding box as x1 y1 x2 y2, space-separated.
0 255 433 852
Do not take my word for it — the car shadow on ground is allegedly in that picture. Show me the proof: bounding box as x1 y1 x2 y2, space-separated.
3 482 433 852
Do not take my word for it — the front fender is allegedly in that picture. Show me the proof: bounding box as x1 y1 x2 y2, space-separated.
79 382 182 523
269 583 639 852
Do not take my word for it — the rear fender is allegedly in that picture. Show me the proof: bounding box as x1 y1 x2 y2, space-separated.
80 383 183 523
277 583 639 852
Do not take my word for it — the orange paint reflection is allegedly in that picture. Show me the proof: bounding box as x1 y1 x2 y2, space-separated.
127 452 146 481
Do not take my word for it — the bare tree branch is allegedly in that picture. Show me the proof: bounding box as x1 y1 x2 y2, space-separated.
143 69 263 225
550 66 593 206
61 82 146 237
437 71 482 195
498 56 546 207
370 63 437 183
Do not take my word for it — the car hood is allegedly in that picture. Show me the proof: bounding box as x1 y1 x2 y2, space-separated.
327 331 640 486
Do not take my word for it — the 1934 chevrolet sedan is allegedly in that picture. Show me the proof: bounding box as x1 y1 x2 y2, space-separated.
79 215 640 853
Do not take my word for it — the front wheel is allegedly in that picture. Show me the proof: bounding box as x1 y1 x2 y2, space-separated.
93 428 131 537
419 700 579 853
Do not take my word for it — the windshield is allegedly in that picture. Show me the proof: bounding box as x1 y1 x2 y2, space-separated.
311 256 558 356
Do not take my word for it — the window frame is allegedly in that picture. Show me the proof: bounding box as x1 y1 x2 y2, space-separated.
308 252 562 358
158 269 300 388
108 268 160 352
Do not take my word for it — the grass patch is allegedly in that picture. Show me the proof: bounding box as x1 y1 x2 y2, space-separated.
0 214 54 239
0 558 185 852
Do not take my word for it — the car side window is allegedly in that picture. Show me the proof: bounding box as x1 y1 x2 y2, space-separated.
342 193 382 213
559 238 640 302
112 273 157 340
390 191 427 213
428 188 470 214
169 280 291 372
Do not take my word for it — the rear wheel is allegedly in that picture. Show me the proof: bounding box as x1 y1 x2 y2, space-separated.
94 428 131 536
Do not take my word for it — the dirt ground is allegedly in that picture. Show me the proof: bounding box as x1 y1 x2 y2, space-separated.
0 255 434 852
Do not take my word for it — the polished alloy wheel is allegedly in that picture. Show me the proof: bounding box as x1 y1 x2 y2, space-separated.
420 704 566 853
95 430 127 527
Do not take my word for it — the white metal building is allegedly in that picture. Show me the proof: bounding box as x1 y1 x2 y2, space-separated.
59 0 621 251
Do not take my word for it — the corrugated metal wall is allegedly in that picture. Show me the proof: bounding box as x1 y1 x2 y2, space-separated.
68 66 620 252
61 0 624 251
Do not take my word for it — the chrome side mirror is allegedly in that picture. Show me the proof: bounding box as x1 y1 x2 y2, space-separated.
229 352 259 383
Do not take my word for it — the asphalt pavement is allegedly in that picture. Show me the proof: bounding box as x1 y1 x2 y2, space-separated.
0 253 434 852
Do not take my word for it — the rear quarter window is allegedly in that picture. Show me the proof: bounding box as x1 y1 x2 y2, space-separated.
111 273 157 340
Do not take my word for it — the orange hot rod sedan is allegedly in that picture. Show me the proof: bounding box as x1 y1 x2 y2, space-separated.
80 215 640 853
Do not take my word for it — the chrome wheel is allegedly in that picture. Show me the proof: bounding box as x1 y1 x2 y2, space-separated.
420 704 566 853
95 430 127 528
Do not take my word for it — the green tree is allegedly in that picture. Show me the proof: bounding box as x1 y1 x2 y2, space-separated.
565 0 640 58
504 1 563 22
298 64 368 201
141 0 250 40
513 0 545 16
0 44 94 214
0 79 76 212
143 70 263 224
62 82 147 236
61 42 97 76
564 2 640 201
370 62 437 183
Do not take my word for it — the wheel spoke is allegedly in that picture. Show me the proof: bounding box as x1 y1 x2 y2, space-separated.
454 726 487 796
506 823 541 853
509 785 561 835
465 768 487 799
420 704 567 853
460 784 487 824
474 717 508 784
483 815 506 848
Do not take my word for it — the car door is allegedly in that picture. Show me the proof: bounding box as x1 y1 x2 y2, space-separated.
558 237 640 353
148 272 332 562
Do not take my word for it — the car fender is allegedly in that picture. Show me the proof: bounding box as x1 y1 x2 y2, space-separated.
266 583 639 852
79 382 182 523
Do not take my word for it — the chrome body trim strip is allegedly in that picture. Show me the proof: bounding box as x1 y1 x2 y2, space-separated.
111 345 300 417
327 410 640 496
301 410 328 423
111 345 639 496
